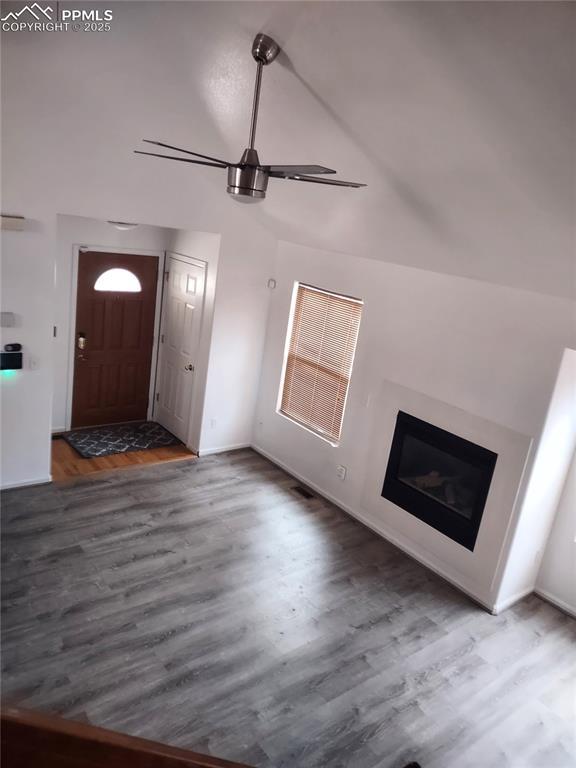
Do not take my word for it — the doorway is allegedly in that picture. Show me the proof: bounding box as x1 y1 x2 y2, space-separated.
54 248 208 480
71 250 159 427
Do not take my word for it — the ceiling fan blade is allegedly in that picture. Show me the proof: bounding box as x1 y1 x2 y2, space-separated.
134 150 227 169
267 164 336 175
143 140 229 166
270 172 366 188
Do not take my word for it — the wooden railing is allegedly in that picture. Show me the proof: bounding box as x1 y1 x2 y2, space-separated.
1 707 252 768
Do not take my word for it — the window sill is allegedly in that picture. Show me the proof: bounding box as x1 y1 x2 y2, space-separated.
277 410 340 447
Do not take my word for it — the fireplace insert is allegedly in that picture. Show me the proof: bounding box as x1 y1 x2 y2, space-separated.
381 411 497 550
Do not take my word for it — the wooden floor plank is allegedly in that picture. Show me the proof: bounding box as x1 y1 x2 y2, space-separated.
51 439 196 481
2 449 575 767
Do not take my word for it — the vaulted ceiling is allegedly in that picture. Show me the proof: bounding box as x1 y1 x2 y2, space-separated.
2 1 574 298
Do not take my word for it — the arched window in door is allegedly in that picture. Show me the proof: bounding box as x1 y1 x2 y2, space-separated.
94 268 142 293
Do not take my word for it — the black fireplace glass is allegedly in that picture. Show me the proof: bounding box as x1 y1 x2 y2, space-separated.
398 434 484 520
382 411 498 551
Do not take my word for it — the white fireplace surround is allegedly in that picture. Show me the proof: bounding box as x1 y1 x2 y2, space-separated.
357 380 533 611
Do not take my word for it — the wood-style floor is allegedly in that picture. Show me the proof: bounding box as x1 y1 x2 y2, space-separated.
51 437 195 481
2 450 575 768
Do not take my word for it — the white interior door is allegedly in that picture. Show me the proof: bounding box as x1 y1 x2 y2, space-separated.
154 254 206 443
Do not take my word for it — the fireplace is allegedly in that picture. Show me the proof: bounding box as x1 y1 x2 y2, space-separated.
381 411 498 550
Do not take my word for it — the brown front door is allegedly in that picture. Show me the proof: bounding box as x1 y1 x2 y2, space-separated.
71 251 159 428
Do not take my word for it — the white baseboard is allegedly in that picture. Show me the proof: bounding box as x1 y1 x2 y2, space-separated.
534 588 576 619
491 587 535 615
252 444 496 614
198 443 251 457
1 475 52 491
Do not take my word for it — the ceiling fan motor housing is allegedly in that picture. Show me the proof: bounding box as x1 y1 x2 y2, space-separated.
227 148 269 201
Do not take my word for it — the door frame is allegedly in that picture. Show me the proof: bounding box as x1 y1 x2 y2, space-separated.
64 244 166 432
152 251 208 453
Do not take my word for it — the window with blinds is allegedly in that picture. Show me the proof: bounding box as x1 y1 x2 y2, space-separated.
279 283 363 444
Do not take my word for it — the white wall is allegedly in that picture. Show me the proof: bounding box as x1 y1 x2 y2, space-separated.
536 448 576 616
254 241 576 609
1 224 55 488
196 226 275 454
53 215 174 432
497 348 576 610
154 224 276 457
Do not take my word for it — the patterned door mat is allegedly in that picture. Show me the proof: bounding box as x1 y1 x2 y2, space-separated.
62 422 182 458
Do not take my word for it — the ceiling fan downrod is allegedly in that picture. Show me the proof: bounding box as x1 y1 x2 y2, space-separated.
248 33 280 149
228 34 281 202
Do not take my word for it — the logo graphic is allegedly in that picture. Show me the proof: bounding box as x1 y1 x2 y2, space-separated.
1 3 53 21
1 2 113 31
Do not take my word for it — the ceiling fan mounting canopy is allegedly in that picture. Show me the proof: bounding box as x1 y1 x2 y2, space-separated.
251 33 280 65
135 33 366 202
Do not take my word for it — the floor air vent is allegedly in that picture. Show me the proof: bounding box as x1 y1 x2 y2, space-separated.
292 485 315 499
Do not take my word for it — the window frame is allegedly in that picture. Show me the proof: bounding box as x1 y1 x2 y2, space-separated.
276 281 363 446
93 267 142 293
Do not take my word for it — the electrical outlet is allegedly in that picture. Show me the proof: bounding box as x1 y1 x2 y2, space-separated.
336 465 347 481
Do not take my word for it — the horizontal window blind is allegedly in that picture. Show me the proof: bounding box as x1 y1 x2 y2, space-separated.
280 283 363 443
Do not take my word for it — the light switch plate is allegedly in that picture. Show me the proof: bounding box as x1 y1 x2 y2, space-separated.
1 312 16 328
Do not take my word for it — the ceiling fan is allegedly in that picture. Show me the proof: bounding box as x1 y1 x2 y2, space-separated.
135 33 366 202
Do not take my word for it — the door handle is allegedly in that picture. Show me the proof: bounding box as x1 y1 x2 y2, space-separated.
184 363 194 372
77 333 87 350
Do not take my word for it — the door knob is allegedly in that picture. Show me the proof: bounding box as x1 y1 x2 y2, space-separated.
184 363 194 372
77 333 87 350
